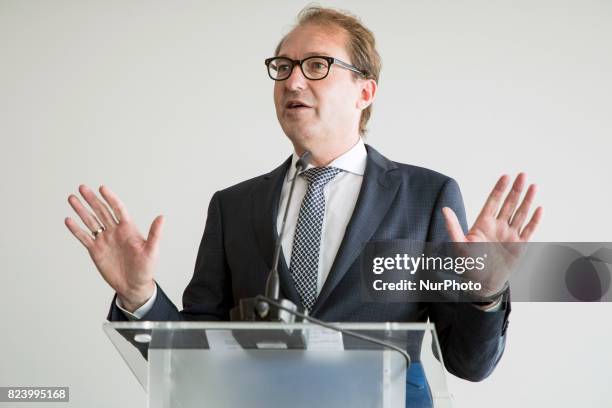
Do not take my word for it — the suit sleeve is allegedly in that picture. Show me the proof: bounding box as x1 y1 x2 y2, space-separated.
426 178 511 382
107 191 233 322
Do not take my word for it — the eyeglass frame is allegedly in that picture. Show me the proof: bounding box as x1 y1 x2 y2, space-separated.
264 55 368 81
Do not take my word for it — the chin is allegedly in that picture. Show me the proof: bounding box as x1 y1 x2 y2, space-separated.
285 127 320 149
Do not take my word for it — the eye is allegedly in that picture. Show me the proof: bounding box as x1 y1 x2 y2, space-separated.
307 61 327 71
305 58 329 75
272 62 290 73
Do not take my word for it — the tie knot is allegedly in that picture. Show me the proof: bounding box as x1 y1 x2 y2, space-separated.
300 166 342 187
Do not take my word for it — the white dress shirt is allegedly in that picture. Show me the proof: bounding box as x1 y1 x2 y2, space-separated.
117 138 500 318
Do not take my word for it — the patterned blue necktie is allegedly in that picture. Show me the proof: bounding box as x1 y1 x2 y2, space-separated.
290 166 342 311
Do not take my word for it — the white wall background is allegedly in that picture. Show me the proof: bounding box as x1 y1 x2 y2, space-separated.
1 1 611 407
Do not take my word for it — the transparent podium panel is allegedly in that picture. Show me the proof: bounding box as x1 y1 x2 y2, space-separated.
104 322 453 408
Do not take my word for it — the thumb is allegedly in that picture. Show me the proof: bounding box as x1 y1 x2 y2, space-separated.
442 207 466 242
146 215 164 253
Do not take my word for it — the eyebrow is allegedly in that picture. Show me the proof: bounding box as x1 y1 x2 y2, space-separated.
277 51 332 58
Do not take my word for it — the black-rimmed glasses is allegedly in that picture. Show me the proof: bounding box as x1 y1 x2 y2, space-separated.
265 55 367 81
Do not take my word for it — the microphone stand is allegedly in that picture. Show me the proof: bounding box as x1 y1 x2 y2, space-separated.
230 151 311 323
256 295 412 370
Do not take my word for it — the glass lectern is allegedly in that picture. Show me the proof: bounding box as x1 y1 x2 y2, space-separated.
104 322 453 408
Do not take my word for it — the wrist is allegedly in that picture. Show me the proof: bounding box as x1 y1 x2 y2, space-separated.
118 281 156 312
464 281 509 304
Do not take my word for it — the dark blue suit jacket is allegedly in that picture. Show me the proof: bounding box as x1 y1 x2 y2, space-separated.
108 144 510 382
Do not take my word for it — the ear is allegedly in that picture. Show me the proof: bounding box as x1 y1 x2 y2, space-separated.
356 78 377 110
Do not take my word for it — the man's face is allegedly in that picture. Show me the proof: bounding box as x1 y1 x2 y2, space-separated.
273 24 370 153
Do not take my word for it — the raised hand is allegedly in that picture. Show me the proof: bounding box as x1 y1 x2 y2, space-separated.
65 185 163 312
441 173 543 297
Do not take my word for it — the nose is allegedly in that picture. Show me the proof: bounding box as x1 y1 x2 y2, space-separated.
283 63 308 91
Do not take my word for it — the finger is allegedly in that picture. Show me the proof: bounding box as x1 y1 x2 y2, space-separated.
509 184 537 230
497 173 527 222
65 217 94 249
476 175 511 220
442 207 466 242
68 194 104 233
145 215 164 254
79 184 117 228
519 206 543 241
99 185 131 224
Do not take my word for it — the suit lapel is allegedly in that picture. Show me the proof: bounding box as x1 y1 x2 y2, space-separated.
250 156 302 305
310 145 401 315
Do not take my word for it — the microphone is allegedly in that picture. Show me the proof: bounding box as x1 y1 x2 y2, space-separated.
230 151 312 322
266 150 312 300
257 151 312 318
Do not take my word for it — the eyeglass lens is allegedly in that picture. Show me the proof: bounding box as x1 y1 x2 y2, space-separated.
268 57 330 80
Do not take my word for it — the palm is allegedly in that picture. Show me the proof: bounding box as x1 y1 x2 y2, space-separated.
442 173 543 295
65 185 163 305
90 222 155 296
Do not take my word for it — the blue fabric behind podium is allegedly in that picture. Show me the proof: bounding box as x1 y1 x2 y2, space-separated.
406 362 433 407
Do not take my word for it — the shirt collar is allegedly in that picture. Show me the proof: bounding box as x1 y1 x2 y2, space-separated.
286 138 367 182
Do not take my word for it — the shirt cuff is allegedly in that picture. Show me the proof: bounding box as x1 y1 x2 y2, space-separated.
476 295 504 312
115 284 158 320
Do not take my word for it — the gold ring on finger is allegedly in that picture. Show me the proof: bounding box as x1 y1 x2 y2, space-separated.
92 226 106 238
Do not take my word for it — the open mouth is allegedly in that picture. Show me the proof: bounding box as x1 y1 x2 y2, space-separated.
285 101 312 111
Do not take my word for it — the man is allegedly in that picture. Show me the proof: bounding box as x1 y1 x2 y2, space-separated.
65 5 542 405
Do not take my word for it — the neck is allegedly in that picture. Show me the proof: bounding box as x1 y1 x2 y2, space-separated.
294 136 360 167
